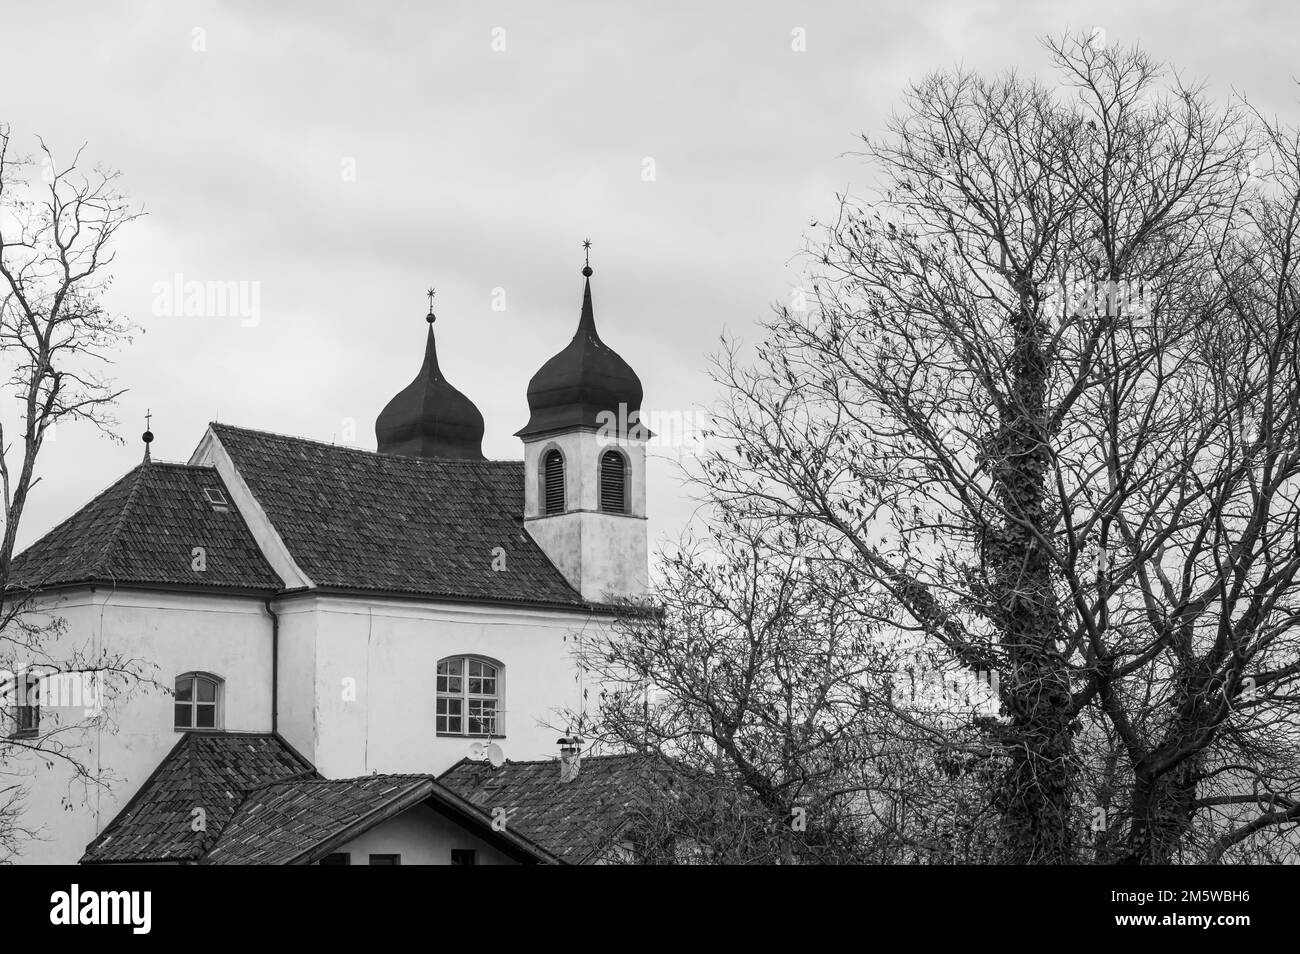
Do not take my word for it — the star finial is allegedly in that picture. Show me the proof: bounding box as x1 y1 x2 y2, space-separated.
582 239 593 277
426 287 436 324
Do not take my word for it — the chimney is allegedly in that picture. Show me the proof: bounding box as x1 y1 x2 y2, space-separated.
557 734 583 783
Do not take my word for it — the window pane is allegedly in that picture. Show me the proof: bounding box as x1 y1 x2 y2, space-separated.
468 677 482 694
197 678 216 703
469 700 496 735
446 716 462 733
175 677 193 703
175 704 192 728
446 698 461 715
196 704 216 728
436 715 447 733
438 659 463 693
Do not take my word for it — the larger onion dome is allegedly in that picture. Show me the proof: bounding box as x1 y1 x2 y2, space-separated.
516 260 643 439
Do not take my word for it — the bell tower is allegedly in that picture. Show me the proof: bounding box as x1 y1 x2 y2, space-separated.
517 245 648 602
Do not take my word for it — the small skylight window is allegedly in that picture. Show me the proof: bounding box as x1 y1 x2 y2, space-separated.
203 487 230 511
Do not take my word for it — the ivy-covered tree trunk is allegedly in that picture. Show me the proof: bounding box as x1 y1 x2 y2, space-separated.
987 290 1075 864
1124 758 1199 864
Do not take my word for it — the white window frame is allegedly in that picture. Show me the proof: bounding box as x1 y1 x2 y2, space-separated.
174 672 223 731
436 656 504 738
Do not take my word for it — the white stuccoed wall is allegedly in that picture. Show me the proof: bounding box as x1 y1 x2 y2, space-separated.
284 593 603 778
6 588 273 865
6 586 607 863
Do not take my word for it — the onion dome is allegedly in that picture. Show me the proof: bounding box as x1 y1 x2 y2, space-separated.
376 294 485 459
517 253 644 439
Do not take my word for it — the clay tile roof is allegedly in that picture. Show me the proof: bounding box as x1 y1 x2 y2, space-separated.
81 732 318 864
200 774 558 865
207 423 598 609
437 753 649 863
201 775 433 865
8 462 283 593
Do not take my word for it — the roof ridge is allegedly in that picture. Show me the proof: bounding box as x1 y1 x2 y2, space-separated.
263 773 436 786
455 752 643 768
140 460 217 471
13 464 144 581
211 422 521 466
86 463 151 580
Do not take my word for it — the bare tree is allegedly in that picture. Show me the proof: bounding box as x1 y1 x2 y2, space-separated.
687 35 1300 863
0 125 148 859
572 515 1006 863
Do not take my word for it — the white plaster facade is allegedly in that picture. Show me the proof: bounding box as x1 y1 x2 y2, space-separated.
6 583 612 864
275 593 605 778
5 588 273 864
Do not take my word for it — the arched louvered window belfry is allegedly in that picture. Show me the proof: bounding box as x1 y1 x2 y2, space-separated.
599 450 627 514
543 449 565 515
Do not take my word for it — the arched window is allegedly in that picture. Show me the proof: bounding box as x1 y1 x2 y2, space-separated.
599 450 627 514
543 449 565 515
174 672 222 730
436 656 501 737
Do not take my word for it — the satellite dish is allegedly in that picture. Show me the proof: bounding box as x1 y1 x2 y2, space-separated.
467 741 486 760
486 742 505 768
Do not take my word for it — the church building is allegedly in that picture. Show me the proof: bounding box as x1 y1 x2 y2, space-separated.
4 257 651 865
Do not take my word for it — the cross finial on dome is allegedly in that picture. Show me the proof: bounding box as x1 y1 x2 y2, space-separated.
582 238 592 277
142 408 154 463
426 287 436 324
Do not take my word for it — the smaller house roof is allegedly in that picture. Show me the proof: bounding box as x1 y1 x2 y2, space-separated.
9 462 283 594
438 753 649 864
80 733 564 865
81 732 317 864
202 774 557 865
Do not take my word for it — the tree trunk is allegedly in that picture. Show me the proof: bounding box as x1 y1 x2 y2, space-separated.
1123 758 1198 864
988 289 1076 864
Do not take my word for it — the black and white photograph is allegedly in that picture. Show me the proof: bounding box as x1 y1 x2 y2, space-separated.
0 0 1292 936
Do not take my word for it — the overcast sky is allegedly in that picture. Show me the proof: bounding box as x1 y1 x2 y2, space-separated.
2 0 1296 553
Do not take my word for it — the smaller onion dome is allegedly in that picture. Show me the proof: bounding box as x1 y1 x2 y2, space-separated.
375 298 485 460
